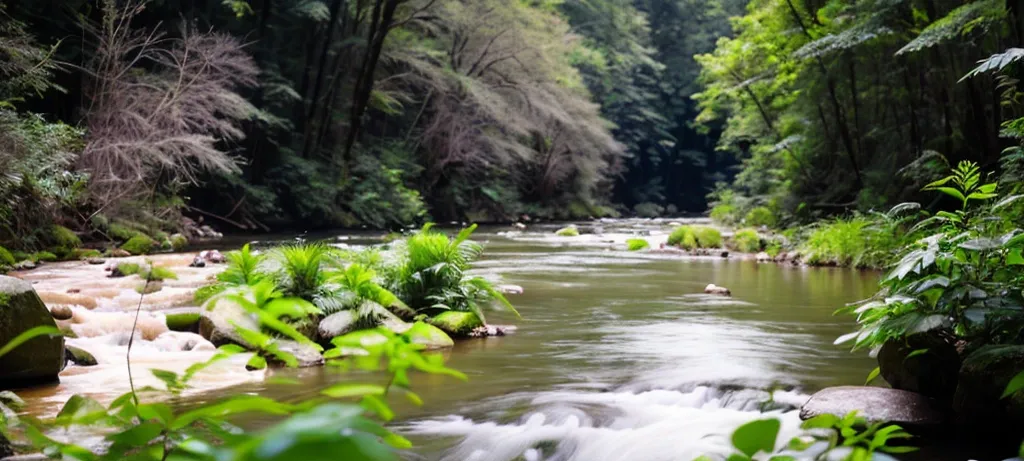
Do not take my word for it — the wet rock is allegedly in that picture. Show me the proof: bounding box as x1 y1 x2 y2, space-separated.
151 331 215 352
86 257 105 265
66 288 80 294
719 250 730 258
512 222 527 230
404 321 454 349
0 276 65 389
800 386 946 426
704 284 731 296
318 310 357 342
429 311 483 337
12 260 36 271
108 249 131 258
50 305 73 321
200 250 225 264
199 225 223 239
137 280 163 294
755 252 772 262
189 255 206 268
199 297 260 347
164 307 201 332
953 345 1024 427
0 391 25 410
878 332 960 402
270 340 323 368
469 324 515 337
65 344 97 366
498 284 524 295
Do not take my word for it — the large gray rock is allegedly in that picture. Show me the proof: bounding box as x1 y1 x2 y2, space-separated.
199 298 261 347
800 386 946 426
271 340 323 368
878 332 961 402
0 276 65 389
953 345 1024 427
318 310 357 342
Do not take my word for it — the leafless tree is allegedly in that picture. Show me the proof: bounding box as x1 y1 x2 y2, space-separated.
78 0 258 206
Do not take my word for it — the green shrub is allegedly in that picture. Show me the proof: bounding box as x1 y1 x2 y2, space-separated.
798 216 899 268
0 246 14 265
667 226 698 249
693 226 722 248
731 229 762 253
33 251 57 262
115 262 142 276
170 234 189 251
121 235 156 255
50 225 81 248
555 226 579 237
765 240 783 258
626 238 650 251
744 206 777 228
11 251 29 262
709 203 738 225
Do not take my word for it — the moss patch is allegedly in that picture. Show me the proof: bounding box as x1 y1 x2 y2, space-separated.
121 235 157 255
429 311 483 337
555 226 579 237
33 251 58 262
170 234 189 251
50 225 82 249
0 247 13 266
668 225 722 250
730 229 762 253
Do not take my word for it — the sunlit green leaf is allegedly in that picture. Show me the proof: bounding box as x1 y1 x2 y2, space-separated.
865 366 881 385
1001 370 1024 399
322 384 386 399
731 418 780 457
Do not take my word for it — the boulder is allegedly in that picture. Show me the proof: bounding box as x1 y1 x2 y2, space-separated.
430 311 484 337
270 340 323 368
952 345 1024 427
755 252 772 262
200 250 225 264
64 344 98 366
108 249 131 258
800 386 946 426
704 284 731 296
318 310 357 342
405 321 454 349
164 307 201 332
878 332 960 401
198 298 260 347
0 276 65 389
189 255 206 268
498 284 524 295
49 305 73 321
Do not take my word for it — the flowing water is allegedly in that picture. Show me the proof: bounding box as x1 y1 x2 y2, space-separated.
14 219 902 460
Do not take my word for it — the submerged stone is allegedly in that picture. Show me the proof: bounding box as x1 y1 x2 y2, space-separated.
429 311 483 337
0 276 65 389
800 386 945 425
704 284 731 296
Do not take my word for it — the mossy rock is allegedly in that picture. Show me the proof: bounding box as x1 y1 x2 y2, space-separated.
555 226 579 237
0 247 13 266
121 235 157 255
33 251 58 262
164 307 202 332
72 249 103 260
65 344 98 366
108 222 140 241
193 284 228 306
0 275 65 388
50 225 82 249
405 321 455 349
429 311 483 337
170 234 189 251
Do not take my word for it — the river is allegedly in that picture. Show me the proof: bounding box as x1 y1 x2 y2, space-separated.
15 219 898 460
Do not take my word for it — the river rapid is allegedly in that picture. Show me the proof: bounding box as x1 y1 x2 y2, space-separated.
13 219 897 460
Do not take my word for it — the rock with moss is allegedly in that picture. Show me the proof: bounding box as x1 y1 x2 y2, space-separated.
65 343 98 366
199 297 260 347
429 311 484 337
164 307 202 332
50 225 82 249
0 247 13 266
555 225 580 237
32 251 57 262
405 321 455 349
72 249 102 260
169 234 189 251
0 276 65 389
121 235 157 255
108 222 140 241
953 345 1024 427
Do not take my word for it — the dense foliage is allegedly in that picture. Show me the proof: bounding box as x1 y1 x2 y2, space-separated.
698 0 1024 226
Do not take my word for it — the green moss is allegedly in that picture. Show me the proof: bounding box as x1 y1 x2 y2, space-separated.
33 251 58 262
765 241 783 258
50 225 82 249
744 207 777 228
115 262 142 276
90 213 110 231
668 226 722 249
165 310 201 331
731 229 762 253
430 311 483 337
0 293 10 308
108 222 140 241
555 226 579 237
170 234 189 251
0 246 14 266
141 266 178 281
626 238 650 251
153 231 170 242
11 251 29 262
135 281 163 294
121 235 156 255
72 249 103 260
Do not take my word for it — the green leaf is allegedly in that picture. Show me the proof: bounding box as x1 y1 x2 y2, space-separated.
247 354 267 370
321 384 386 399
865 366 881 385
932 187 966 203
1001 370 1024 399
786 437 813 451
55 395 108 426
0 326 60 358
905 348 930 360
137 403 173 425
360 394 395 421
801 413 840 429
106 421 164 447
731 418 781 457
1008 249 1024 266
